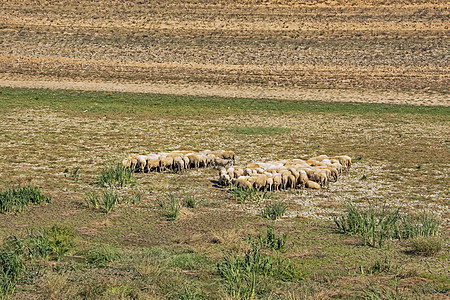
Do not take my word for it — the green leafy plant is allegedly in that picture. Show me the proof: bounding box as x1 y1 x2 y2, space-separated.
334 203 441 247
45 224 76 261
218 227 294 299
0 185 51 213
84 191 100 209
184 194 196 208
254 226 287 252
101 189 119 214
86 246 121 267
229 186 272 204
261 201 287 220
157 194 181 222
98 162 135 188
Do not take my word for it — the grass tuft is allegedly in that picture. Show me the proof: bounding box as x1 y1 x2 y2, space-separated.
229 186 272 204
86 246 121 267
157 194 181 222
45 224 76 261
0 185 51 213
408 236 443 256
334 203 441 247
261 201 287 220
98 162 135 188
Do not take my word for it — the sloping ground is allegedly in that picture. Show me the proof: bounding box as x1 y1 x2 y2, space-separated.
0 0 448 105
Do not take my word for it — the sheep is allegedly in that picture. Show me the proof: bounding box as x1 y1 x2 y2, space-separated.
219 174 232 186
146 156 160 172
173 156 185 173
122 156 132 168
187 154 201 169
297 169 309 188
306 180 321 189
227 167 235 179
253 174 267 191
234 168 244 178
331 156 352 170
136 155 148 173
273 173 282 191
214 157 231 168
159 156 174 172
235 176 252 189
220 150 235 160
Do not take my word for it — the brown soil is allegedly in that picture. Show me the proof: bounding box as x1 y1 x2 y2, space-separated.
0 0 449 105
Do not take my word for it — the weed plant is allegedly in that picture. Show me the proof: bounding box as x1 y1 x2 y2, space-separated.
0 185 50 213
218 227 298 299
229 186 272 204
184 194 196 208
84 191 100 209
86 246 121 267
253 226 287 252
101 189 119 214
262 202 287 220
157 195 181 221
334 203 441 247
98 162 135 188
45 224 76 261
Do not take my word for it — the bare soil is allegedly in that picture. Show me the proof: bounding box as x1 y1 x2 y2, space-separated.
0 0 449 105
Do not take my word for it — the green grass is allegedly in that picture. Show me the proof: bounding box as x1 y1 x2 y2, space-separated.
0 87 448 117
261 201 288 220
98 162 135 188
45 224 76 261
85 246 121 267
0 185 51 213
334 203 441 247
157 194 181 222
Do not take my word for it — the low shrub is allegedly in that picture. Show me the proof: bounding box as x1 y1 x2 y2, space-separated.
0 185 51 213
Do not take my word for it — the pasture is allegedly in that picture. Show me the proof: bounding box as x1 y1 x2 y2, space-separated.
0 88 448 299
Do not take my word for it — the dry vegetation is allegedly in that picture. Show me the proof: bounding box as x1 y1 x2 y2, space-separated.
0 0 449 105
0 88 448 298
0 0 449 298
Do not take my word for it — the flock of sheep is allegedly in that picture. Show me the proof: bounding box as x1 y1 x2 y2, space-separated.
218 155 352 191
122 150 235 173
122 150 351 192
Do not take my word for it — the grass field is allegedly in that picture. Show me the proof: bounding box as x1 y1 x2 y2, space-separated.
0 87 448 299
